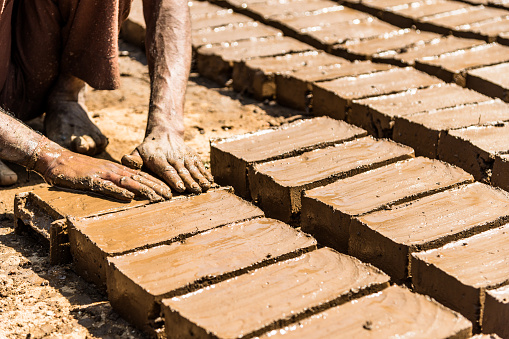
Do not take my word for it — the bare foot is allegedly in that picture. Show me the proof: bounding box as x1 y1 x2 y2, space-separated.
0 160 17 186
45 74 108 156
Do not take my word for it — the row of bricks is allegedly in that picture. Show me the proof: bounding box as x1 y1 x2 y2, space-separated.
211 115 509 336
342 0 509 42
13 186 477 338
183 0 509 190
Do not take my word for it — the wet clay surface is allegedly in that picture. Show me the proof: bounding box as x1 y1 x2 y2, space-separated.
467 62 509 98
419 6 509 31
314 67 443 102
303 157 473 216
350 182 509 281
394 0 470 20
278 7 371 31
251 136 413 187
247 0 343 20
391 36 486 66
192 22 282 48
444 123 509 155
162 248 389 339
260 286 472 339
191 11 254 31
211 117 366 163
483 285 509 338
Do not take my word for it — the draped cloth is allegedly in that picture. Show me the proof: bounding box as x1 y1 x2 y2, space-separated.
0 0 133 120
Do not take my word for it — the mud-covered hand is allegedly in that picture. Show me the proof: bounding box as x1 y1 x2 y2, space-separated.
33 139 172 202
121 128 213 194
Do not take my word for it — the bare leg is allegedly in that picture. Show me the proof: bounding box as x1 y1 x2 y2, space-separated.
44 74 109 156
0 160 17 186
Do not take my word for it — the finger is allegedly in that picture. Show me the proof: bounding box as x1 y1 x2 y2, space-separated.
122 149 144 170
195 160 214 183
90 178 135 201
131 173 172 200
110 175 164 202
146 156 186 192
172 161 202 194
185 159 211 191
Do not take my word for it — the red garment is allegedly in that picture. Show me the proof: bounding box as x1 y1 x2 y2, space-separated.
0 0 133 120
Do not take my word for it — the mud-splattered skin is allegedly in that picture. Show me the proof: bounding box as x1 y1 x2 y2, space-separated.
121 0 213 194
0 111 171 201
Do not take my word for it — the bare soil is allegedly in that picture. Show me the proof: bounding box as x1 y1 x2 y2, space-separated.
0 41 303 338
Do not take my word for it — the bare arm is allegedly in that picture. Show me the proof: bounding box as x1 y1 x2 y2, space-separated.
122 0 213 193
0 110 171 201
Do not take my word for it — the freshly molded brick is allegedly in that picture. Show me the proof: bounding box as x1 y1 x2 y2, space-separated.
483 285 509 338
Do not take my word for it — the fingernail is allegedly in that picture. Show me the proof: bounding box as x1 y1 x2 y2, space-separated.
177 183 185 191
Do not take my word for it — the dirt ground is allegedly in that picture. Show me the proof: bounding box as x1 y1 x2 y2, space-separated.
0 41 303 338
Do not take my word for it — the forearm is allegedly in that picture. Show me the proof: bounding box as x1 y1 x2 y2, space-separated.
0 110 45 167
143 0 192 136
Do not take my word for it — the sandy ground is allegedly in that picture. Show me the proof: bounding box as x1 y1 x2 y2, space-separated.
0 41 303 338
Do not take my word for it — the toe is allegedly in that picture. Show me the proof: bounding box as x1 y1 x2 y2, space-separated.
72 135 96 155
0 161 18 186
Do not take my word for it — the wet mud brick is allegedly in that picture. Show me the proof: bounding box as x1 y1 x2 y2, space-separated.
483 285 509 338
301 157 473 252
191 11 254 31
248 136 414 224
332 29 441 61
244 0 343 23
301 18 401 52
107 218 316 334
414 43 509 86
412 223 509 329
394 99 509 158
210 117 366 198
14 186 149 265
492 154 509 191
275 6 371 35
461 17 509 42
417 6 509 38
259 285 472 339
438 123 509 182
350 83 492 139
342 0 418 18
232 51 347 100
161 248 390 338
67 190 264 288
188 1 231 18
313 67 443 121
379 0 471 28
350 182 509 283
191 22 282 49
383 35 485 66
276 61 393 111
196 36 312 85
467 62 509 101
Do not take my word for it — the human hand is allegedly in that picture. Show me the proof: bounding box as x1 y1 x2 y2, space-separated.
33 139 172 202
121 127 213 194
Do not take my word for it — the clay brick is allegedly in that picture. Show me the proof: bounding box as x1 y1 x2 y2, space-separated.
467 62 509 101
106 218 316 334
191 11 254 31
276 61 393 111
350 83 491 138
412 224 509 329
464 17 509 42
188 1 231 18
301 18 400 52
260 286 472 339
191 22 282 49
312 67 443 120
350 182 509 282
483 285 509 338
161 248 390 339
417 6 509 37
210 117 366 198
196 36 312 85
387 36 485 66
394 100 509 158
348 0 418 18
382 0 471 28
249 136 414 224
438 123 509 181
497 30 509 45
332 29 441 61
276 6 371 33
68 190 264 288
301 157 473 252
492 154 509 191
414 43 509 86
246 0 342 21
14 186 149 265
232 51 347 100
